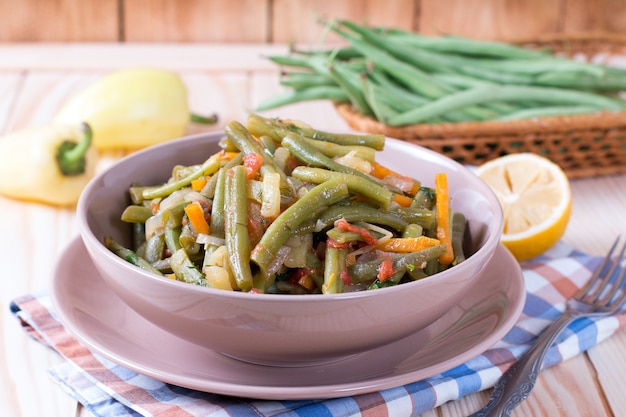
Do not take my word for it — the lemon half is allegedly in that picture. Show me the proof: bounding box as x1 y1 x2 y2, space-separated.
475 153 571 261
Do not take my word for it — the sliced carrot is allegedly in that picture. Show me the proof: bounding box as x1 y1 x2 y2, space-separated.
435 172 454 266
393 193 413 207
371 162 420 195
191 176 207 191
370 161 396 179
184 202 210 235
375 236 441 253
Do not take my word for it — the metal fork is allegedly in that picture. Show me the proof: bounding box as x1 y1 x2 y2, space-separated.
470 237 626 417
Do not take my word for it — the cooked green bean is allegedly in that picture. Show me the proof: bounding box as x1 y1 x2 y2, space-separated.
394 207 436 229
144 233 165 264
170 248 205 284
348 244 447 283
225 165 254 291
281 133 391 192
323 246 348 294
209 168 226 239
142 153 221 200
291 166 393 210
121 205 153 223
225 120 292 194
111 115 470 294
251 177 349 279
104 236 163 276
164 225 182 252
305 204 408 233
451 212 467 265
247 114 385 150
302 137 376 161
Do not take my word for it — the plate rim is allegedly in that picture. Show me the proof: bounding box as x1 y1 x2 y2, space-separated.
50 237 525 400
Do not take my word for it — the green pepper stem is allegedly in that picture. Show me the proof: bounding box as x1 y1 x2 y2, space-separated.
56 122 92 176
190 112 218 125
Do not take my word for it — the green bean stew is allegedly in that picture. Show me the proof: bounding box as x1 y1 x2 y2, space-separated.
107 114 467 294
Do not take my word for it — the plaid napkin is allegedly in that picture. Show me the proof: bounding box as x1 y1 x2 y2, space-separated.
10 241 626 417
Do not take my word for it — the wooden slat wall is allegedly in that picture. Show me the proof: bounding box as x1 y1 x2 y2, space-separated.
0 0 625 43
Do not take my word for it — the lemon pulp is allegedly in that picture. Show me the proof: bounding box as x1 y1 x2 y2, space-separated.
475 153 571 261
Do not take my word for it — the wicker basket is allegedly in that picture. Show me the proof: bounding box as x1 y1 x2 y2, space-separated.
334 32 626 178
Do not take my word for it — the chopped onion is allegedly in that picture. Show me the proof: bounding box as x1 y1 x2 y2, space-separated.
196 233 226 246
334 151 372 173
383 175 414 193
185 190 209 205
158 188 188 212
265 246 291 278
261 172 281 219
247 179 264 203
145 213 165 240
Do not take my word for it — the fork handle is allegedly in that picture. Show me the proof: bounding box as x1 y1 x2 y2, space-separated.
469 312 577 417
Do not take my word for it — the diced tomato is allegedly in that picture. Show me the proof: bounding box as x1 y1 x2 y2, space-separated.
340 270 352 285
377 257 395 282
326 238 352 249
335 218 378 245
243 153 263 179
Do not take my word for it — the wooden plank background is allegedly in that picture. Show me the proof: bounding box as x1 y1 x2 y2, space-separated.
1 0 625 43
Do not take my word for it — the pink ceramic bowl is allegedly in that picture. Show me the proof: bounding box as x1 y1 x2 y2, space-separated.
77 129 503 366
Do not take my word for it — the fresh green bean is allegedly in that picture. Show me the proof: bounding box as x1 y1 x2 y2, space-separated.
384 29 550 60
104 236 163 276
250 177 349 278
327 62 373 116
291 166 393 210
224 165 254 291
279 71 335 89
256 86 349 111
496 105 601 121
388 85 626 126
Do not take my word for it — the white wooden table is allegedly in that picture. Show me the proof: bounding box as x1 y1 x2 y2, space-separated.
0 44 625 417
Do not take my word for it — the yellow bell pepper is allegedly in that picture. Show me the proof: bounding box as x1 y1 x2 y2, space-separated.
53 68 215 151
0 123 96 206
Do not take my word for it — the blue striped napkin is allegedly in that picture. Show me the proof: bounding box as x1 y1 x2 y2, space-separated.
10 241 626 417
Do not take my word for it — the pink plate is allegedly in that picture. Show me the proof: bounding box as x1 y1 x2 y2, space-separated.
51 237 525 400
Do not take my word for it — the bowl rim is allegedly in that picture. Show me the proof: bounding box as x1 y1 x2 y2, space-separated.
77 130 504 302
